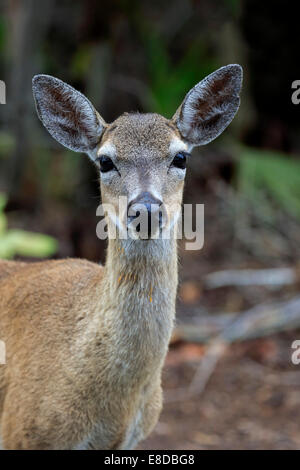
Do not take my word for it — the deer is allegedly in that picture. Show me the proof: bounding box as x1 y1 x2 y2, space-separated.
0 64 242 450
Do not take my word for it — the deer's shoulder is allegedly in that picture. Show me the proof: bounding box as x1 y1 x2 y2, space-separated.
0 257 103 285
0 258 104 323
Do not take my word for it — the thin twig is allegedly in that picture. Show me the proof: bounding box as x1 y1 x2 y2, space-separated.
204 267 297 289
166 295 300 402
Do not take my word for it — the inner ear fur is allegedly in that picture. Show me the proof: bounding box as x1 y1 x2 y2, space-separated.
32 74 106 157
173 64 243 146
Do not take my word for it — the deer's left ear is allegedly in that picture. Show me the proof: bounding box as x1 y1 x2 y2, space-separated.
172 64 243 147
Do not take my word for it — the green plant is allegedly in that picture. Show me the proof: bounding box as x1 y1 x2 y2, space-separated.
0 193 58 259
143 32 217 117
237 147 300 220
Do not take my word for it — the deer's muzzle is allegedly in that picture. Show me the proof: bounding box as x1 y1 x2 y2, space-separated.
127 192 166 239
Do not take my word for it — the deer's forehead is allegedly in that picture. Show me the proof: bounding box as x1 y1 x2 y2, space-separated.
99 113 183 161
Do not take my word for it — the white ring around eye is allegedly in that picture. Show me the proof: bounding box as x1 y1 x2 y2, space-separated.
97 141 116 160
168 136 188 155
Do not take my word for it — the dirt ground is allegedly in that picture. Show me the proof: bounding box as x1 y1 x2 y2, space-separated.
139 331 300 450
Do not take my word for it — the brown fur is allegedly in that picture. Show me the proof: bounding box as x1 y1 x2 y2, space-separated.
0 252 176 449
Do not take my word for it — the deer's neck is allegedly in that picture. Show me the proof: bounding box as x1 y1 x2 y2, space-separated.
102 237 178 384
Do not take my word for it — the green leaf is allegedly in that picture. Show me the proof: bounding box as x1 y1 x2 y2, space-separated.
0 235 15 259
0 192 58 260
0 213 7 235
0 193 7 212
7 230 58 258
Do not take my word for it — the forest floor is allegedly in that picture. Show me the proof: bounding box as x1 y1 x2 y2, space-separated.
139 330 300 450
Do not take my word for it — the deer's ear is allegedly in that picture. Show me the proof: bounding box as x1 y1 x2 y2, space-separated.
32 75 106 158
172 64 242 147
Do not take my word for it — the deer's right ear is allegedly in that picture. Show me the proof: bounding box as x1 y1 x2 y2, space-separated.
172 64 242 147
32 75 106 158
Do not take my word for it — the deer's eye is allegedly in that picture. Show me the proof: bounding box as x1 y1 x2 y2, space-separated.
172 152 188 169
98 156 116 173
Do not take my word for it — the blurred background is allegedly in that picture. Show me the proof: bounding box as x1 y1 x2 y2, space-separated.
1 0 300 449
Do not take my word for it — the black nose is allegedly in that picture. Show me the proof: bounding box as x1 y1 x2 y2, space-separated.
127 191 163 238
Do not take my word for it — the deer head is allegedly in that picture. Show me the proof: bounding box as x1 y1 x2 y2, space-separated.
32 64 242 247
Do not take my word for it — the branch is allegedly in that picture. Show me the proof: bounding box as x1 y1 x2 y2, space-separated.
174 295 300 344
167 295 300 402
204 267 297 289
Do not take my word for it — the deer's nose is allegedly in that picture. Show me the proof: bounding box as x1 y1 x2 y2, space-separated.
127 192 164 238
